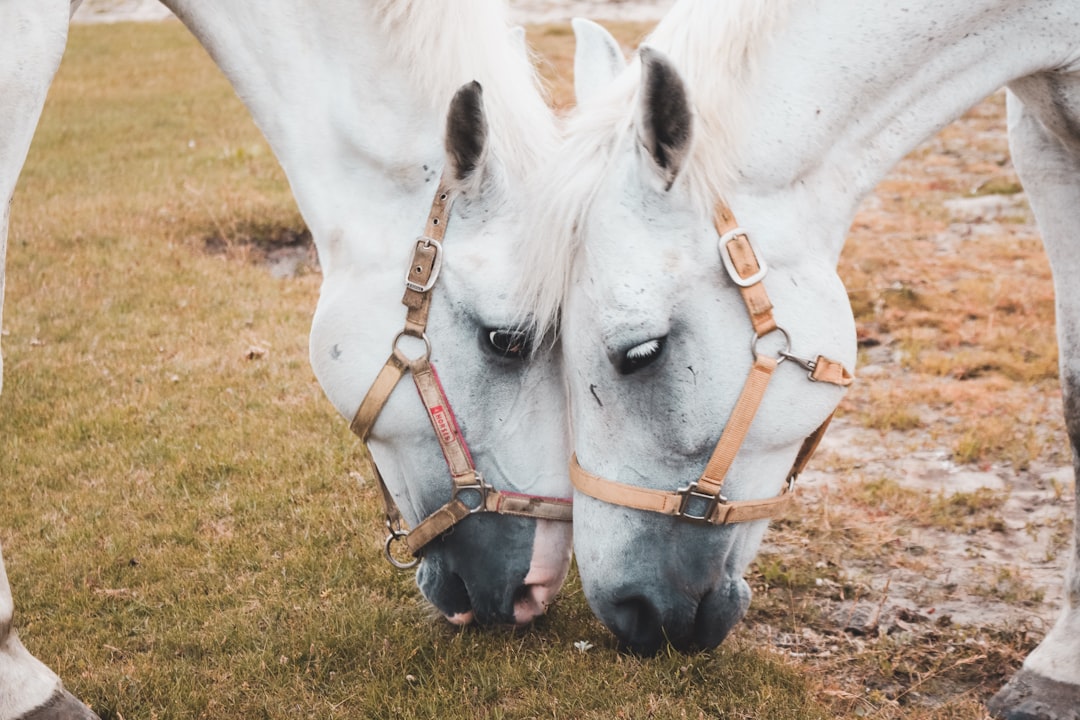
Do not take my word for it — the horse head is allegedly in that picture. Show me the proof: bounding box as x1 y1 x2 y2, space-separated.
308 69 571 627
523 20 856 653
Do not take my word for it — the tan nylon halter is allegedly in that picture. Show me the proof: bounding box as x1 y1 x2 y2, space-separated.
569 199 853 525
351 177 572 569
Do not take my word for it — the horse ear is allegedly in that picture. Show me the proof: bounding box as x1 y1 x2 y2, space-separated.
509 25 528 56
572 18 626 104
636 46 692 191
444 80 489 189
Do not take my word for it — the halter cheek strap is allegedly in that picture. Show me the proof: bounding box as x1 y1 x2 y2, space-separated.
569 199 853 525
350 177 572 569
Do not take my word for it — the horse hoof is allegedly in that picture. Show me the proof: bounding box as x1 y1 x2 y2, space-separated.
18 688 100 720
988 669 1080 720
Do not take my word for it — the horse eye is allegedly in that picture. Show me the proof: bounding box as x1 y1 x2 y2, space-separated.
619 337 666 375
486 329 531 359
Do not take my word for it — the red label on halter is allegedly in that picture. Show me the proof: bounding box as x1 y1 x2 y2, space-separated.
423 363 476 470
429 405 456 447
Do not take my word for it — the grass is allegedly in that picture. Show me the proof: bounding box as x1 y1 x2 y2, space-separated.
1 17 1071 720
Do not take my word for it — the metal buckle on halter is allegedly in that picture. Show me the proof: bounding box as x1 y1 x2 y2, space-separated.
718 228 768 287
452 472 493 515
404 236 443 293
384 518 419 570
751 328 823 382
778 350 821 381
676 481 726 524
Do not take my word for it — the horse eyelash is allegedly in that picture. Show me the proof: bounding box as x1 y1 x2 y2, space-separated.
626 339 662 360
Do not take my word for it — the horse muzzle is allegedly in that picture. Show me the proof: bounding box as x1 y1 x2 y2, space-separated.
415 514 572 627
596 576 752 656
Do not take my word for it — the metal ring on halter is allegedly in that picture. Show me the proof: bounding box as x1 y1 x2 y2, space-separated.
754 328 822 378
393 330 432 363
452 473 493 515
384 522 419 569
750 326 792 360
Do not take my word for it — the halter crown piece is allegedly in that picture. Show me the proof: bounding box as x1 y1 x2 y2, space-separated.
569 199 854 525
350 176 573 569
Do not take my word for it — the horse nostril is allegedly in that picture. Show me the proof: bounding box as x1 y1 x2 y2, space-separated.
692 579 752 649
512 583 553 625
417 561 476 625
610 596 664 655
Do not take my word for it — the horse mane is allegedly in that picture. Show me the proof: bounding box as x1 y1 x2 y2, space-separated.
518 0 795 339
371 0 556 183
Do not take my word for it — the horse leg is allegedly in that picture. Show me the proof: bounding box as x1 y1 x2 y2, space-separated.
0 4 98 719
0 0 67 396
988 79 1080 720
0 546 97 720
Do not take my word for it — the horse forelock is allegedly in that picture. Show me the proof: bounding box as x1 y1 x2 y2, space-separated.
516 0 795 340
516 79 636 342
370 0 556 184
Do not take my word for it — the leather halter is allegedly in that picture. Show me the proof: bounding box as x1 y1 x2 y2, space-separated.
569 199 853 525
350 176 572 569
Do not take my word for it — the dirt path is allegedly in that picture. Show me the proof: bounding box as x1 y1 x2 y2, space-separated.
799 92 1072 632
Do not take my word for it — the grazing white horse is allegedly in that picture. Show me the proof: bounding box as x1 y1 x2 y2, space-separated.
1 0 571 716
523 1 1080 716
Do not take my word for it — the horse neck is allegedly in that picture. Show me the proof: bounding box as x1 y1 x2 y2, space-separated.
671 0 1080 262
162 0 552 273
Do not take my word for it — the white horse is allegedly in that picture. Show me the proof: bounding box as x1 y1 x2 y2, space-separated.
523 1 1080 716
1 0 571 716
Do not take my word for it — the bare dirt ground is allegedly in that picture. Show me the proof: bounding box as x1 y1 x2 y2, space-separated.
811 93 1070 629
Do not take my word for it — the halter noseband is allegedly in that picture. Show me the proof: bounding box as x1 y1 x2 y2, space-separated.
351 177 572 569
569 199 853 525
